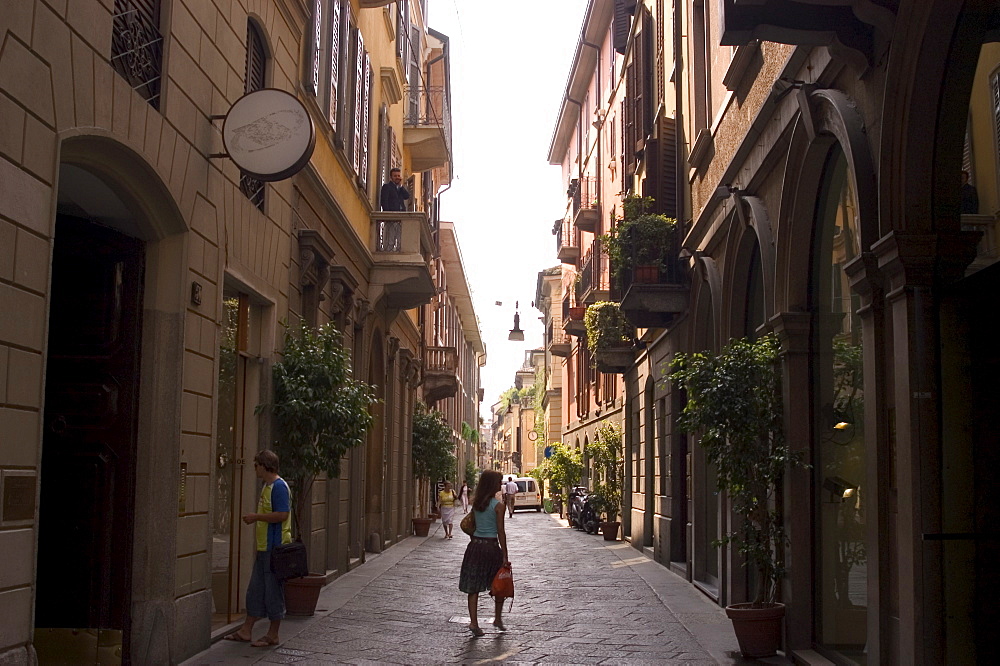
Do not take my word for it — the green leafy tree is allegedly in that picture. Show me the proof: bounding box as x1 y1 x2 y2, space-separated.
586 423 624 522
669 334 804 606
465 460 478 488
259 319 377 530
412 401 456 515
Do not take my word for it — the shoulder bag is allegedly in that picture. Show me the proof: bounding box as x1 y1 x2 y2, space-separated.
460 510 476 536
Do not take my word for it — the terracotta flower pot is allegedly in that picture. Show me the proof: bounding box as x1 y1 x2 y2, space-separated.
633 264 660 284
600 521 620 541
725 602 785 658
284 574 325 616
412 517 432 537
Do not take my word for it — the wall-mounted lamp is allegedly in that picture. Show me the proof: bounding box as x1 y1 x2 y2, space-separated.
508 301 525 341
823 476 858 503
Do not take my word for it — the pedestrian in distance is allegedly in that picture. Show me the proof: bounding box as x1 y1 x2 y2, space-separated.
459 470 510 637
379 167 410 212
505 475 518 518
224 449 292 648
439 480 458 539
458 481 470 513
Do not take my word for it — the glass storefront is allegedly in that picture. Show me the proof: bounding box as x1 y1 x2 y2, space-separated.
812 147 868 662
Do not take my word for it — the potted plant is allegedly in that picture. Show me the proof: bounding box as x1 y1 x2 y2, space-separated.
259 319 377 615
585 423 624 540
601 195 676 286
585 301 634 372
669 334 804 657
411 401 456 535
530 442 583 517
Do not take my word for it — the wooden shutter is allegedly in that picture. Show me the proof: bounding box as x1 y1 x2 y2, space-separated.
397 0 410 67
613 0 630 55
640 10 654 143
353 29 365 175
311 0 322 95
329 0 342 129
359 51 371 188
992 72 1000 175
245 21 266 93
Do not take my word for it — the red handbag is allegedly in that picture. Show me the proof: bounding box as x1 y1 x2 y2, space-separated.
490 563 514 600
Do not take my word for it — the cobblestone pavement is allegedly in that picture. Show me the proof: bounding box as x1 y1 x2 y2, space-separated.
184 511 777 665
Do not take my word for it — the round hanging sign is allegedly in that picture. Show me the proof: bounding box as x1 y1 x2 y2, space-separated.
222 88 315 182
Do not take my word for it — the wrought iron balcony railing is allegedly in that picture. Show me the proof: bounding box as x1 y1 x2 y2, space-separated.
555 215 580 264
572 177 599 232
577 238 610 304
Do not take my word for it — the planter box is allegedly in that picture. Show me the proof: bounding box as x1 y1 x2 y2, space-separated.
594 346 634 373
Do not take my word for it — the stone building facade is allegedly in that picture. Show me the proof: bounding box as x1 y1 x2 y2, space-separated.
544 0 1000 662
0 0 470 662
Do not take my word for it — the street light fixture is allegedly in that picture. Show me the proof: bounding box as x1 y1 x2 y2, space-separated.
508 301 524 341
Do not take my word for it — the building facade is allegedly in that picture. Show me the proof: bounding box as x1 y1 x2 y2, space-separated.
0 0 468 662
544 0 1000 662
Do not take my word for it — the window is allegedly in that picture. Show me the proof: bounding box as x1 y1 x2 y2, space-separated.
241 21 267 210
111 0 163 108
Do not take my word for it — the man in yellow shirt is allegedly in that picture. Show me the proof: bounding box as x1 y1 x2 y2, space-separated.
224 450 292 647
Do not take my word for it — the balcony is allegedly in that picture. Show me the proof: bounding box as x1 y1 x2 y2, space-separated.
547 322 571 358
573 177 600 232
962 213 998 276
562 295 586 337
404 86 451 172
423 346 458 403
618 255 689 329
369 212 435 310
577 239 610 305
555 216 580 264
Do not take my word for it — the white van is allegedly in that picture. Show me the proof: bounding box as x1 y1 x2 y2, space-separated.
511 477 542 512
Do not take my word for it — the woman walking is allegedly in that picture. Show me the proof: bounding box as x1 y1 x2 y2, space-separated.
458 470 509 636
438 480 458 539
458 481 469 513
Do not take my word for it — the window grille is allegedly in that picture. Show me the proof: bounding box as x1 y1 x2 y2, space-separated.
111 0 163 108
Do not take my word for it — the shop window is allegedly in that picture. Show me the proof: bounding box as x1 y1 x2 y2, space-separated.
812 146 868 659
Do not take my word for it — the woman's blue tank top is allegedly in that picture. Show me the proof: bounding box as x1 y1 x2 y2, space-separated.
473 498 500 538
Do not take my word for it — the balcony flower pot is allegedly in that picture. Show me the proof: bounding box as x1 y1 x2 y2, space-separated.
568 306 586 320
600 521 620 541
284 573 326 616
633 264 661 284
600 195 676 286
411 517 433 536
725 603 786 658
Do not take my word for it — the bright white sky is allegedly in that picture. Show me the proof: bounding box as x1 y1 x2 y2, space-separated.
429 0 587 420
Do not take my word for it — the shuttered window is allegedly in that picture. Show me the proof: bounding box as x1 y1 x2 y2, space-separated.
397 0 410 68
353 29 365 176
310 0 322 95
241 21 267 210
992 71 1000 179
111 0 163 108
328 0 343 130
359 51 371 190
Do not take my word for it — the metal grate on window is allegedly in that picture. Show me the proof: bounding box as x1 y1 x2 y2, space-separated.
111 0 163 108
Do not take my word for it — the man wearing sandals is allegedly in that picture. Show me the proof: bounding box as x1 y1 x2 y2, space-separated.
224 449 292 648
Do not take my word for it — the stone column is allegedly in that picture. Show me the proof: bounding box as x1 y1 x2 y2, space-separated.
873 229 978 664
768 311 812 651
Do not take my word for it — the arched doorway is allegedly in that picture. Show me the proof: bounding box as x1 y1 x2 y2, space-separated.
36 136 187 662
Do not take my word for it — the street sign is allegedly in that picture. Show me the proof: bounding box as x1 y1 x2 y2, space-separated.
544 446 554 458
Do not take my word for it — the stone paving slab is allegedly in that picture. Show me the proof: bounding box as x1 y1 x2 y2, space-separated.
183 511 791 665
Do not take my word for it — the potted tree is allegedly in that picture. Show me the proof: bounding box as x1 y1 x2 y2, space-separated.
585 423 624 540
669 334 804 658
259 319 376 615
601 195 676 286
585 301 634 373
411 401 456 536
530 442 583 516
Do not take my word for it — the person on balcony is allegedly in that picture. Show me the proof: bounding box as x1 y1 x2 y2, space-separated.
380 168 410 212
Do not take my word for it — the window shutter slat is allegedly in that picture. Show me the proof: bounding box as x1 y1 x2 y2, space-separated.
353 29 365 175
360 51 371 188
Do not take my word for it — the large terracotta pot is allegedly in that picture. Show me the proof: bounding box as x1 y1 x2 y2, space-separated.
600 521 620 541
284 574 325 616
725 602 785 658
412 517 432 536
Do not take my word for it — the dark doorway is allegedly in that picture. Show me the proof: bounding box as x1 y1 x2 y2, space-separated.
35 216 145 662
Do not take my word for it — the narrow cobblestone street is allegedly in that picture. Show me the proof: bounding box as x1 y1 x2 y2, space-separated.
184 511 774 665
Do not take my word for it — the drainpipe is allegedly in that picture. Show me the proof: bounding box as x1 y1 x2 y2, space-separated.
673 0 685 236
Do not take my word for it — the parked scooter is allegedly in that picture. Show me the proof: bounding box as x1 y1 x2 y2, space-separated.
567 486 589 528
579 494 600 535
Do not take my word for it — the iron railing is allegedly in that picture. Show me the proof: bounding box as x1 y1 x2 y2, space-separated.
111 1 163 107
577 238 610 302
572 176 599 217
404 86 452 148
555 215 580 257
425 346 458 374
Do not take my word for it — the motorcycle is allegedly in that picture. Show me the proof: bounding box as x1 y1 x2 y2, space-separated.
567 486 588 529
579 494 600 535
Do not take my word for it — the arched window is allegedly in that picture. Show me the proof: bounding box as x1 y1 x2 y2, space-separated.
241 20 267 210
811 145 867 658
